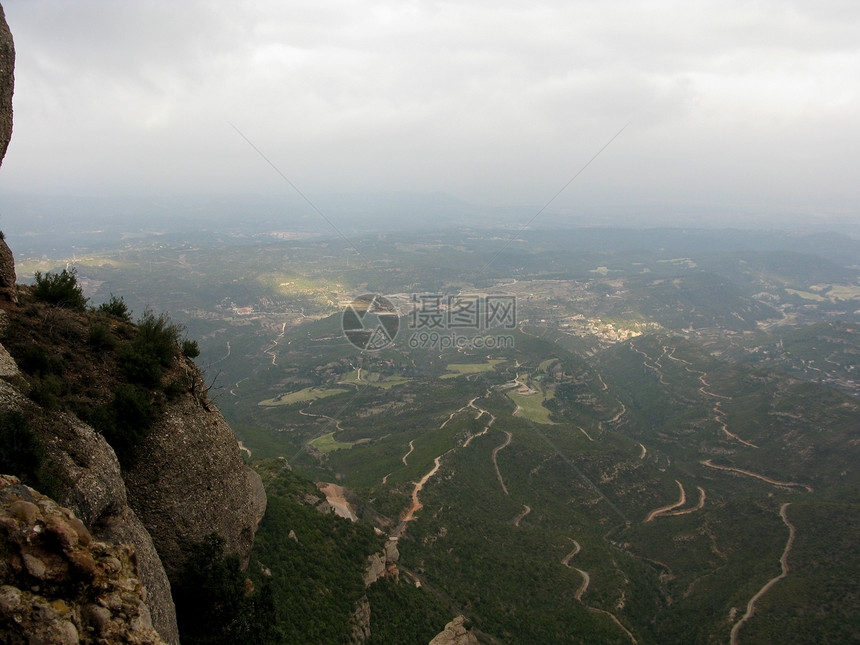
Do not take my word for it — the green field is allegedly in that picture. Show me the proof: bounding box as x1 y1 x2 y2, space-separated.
309 432 354 453
506 388 555 424
258 387 348 407
440 360 505 379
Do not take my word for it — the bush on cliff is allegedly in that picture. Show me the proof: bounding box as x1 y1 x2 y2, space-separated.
32 268 88 311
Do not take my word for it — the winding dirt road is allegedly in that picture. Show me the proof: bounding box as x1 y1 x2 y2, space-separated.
492 431 513 495
644 480 686 522
701 460 813 492
714 401 759 448
560 539 637 643
730 503 796 645
512 504 531 527
665 486 706 517
560 539 590 600
391 450 453 539
402 440 415 466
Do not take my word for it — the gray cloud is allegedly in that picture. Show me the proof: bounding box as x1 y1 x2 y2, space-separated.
1 0 858 225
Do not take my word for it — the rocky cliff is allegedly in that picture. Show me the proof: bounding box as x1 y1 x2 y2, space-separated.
0 369 180 643
428 616 480 645
0 7 266 642
121 384 267 580
0 285 267 644
0 475 167 644
0 3 12 166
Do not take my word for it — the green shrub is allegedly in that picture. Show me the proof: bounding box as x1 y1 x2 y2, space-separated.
164 376 190 400
88 322 117 350
118 310 184 386
32 268 88 311
17 344 61 377
181 339 200 359
0 411 45 486
90 384 156 467
28 374 66 409
118 343 164 386
136 309 183 366
173 533 279 645
95 294 131 321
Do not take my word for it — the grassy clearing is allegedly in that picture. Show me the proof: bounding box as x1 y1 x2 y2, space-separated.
817 284 860 300
339 370 411 389
539 358 558 372
785 289 827 301
440 360 505 379
310 432 354 453
258 386 348 407
507 388 555 424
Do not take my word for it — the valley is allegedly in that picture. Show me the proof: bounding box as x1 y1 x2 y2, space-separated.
20 227 860 644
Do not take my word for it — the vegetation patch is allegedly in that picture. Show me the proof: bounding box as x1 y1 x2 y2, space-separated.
257 386 348 407
506 387 555 424
440 359 505 379
309 431 354 453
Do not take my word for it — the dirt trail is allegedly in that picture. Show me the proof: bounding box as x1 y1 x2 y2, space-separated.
577 426 595 442
262 322 287 366
561 539 636 642
638 443 647 459
701 460 813 492
629 344 667 385
560 539 590 600
697 373 732 400
588 608 638 644
730 503 796 645
715 401 759 448
212 341 231 365
492 431 513 495
402 440 415 466
645 480 686 522
561 539 581 566
512 504 531 527
299 407 345 433
606 402 627 426
463 399 496 447
665 346 692 365
665 486 706 516
392 450 453 538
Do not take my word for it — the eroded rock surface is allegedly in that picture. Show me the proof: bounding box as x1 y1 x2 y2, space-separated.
429 615 479 645
0 475 167 644
122 379 267 579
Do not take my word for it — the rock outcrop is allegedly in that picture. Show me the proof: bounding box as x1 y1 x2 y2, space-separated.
0 475 167 644
0 377 180 644
0 3 13 166
428 616 479 645
0 3 17 304
348 595 372 645
121 379 267 579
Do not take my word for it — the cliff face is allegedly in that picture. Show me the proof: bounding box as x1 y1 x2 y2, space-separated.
0 3 12 166
0 4 16 304
0 10 266 641
0 312 266 644
122 382 267 579
0 343 181 644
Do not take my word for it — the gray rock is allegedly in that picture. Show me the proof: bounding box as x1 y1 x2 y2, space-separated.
122 359 266 579
0 2 13 167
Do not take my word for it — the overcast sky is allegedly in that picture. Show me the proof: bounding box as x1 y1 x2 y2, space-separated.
1 0 858 227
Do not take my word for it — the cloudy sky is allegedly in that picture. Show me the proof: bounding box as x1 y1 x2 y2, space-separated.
1 0 858 227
